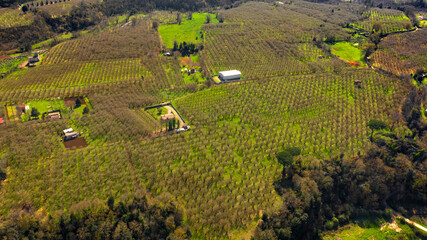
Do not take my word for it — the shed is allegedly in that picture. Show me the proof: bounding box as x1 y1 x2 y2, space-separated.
219 70 241 81
64 132 79 141
28 56 39 64
63 128 74 134
63 128 79 141
18 104 26 112
46 112 61 119
189 68 197 74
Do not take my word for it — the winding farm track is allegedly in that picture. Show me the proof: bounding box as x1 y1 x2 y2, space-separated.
384 191 427 234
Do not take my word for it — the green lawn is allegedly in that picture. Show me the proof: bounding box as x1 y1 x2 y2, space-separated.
0 56 27 74
330 42 366 66
147 107 168 119
190 54 200 63
159 13 218 48
323 217 417 240
32 33 73 49
27 99 64 115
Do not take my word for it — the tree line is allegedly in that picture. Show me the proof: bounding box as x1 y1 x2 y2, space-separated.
0 195 191 239
1 0 245 51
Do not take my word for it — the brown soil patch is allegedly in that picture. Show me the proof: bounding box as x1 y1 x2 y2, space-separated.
0 56 11 61
63 137 88 150
18 60 28 68
180 56 192 66
380 219 402 232
0 49 17 56
64 97 86 107
179 56 200 67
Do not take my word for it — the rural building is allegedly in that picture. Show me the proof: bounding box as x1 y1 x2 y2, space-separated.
18 104 26 112
354 79 362 88
28 56 40 64
219 70 242 81
161 113 175 121
63 128 79 141
46 112 61 119
0 118 3 124
176 124 191 132
164 52 172 56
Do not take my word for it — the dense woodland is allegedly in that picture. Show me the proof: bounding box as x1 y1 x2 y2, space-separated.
0 194 190 239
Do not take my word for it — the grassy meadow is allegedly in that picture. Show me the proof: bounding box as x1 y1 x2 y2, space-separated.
330 42 366 66
159 13 218 48
323 217 418 240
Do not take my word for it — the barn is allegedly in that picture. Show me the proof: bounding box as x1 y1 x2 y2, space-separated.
219 70 241 81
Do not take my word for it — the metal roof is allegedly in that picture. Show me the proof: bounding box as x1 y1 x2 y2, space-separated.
219 70 241 77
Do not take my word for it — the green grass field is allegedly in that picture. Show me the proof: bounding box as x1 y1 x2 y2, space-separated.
159 13 218 48
27 99 64 114
323 218 417 240
32 33 73 49
330 42 366 66
0 56 27 74
147 107 168 119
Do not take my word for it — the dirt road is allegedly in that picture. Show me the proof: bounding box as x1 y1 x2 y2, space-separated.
164 105 185 128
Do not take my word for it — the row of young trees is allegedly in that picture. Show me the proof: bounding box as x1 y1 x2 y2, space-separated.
253 85 427 239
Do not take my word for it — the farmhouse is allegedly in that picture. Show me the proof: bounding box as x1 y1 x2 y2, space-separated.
63 128 79 141
189 68 197 74
161 113 175 121
219 70 241 81
46 112 61 119
18 104 26 113
28 55 40 64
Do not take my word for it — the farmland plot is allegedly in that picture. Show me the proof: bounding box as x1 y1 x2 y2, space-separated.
351 9 413 33
0 69 409 238
44 22 160 64
0 8 33 29
202 2 353 79
0 59 150 91
371 28 427 75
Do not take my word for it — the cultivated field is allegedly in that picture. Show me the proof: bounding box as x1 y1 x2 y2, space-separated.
159 12 218 48
351 8 413 33
25 0 99 17
0 69 409 238
0 8 33 29
0 1 421 239
201 2 359 79
371 28 427 75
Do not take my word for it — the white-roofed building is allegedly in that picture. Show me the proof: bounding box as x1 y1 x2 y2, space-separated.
219 70 241 81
